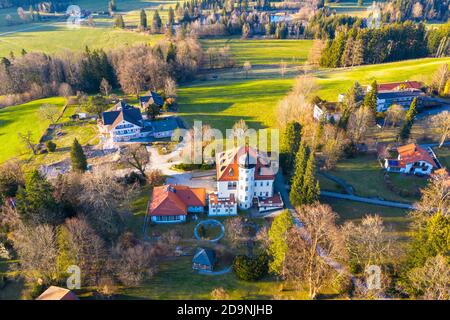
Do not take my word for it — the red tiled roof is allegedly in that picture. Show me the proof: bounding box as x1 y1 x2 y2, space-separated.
36 286 79 300
397 144 437 168
209 193 236 205
149 185 206 216
377 81 423 92
216 146 275 182
257 193 284 207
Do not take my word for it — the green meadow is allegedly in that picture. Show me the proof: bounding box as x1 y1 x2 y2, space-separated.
0 97 66 163
0 24 162 56
177 57 450 133
201 38 314 65
316 57 450 101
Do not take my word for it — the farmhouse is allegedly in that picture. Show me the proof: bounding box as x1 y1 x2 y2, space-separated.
208 146 283 215
36 286 79 300
192 248 216 272
98 102 151 142
148 185 206 223
139 91 164 111
313 103 341 122
384 143 438 175
367 81 425 112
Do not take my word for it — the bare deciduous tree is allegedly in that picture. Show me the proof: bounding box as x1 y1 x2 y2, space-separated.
342 215 395 269
413 169 449 222
64 217 108 286
321 124 346 169
347 106 374 143
384 104 405 128
121 144 150 177
224 216 245 249
243 61 252 78
282 203 347 299
429 111 450 148
12 223 59 284
39 104 61 126
231 119 249 140
113 242 158 286
100 78 112 97
17 131 37 155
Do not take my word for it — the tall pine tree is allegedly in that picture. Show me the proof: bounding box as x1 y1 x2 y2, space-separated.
399 98 418 141
289 143 308 207
70 138 88 173
15 170 60 225
280 121 302 175
139 9 147 30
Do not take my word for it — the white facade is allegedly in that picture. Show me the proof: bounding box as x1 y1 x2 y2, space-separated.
110 120 142 142
208 193 238 216
151 215 186 223
384 159 434 175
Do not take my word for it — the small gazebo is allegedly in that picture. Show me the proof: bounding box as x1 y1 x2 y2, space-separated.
192 248 216 272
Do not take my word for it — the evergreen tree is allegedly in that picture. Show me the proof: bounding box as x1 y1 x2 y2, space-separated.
399 98 418 141
268 210 293 275
166 42 176 63
168 6 175 25
110 0 117 11
15 170 60 225
70 138 88 173
289 143 308 207
280 121 302 175
302 152 320 205
114 14 125 28
364 80 378 113
139 9 147 30
152 10 162 33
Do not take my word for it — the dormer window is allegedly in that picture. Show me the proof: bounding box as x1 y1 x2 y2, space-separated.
229 168 234 176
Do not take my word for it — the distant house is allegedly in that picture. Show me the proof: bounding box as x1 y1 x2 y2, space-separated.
376 90 424 112
384 143 438 175
148 185 206 223
139 91 164 111
313 103 341 122
36 286 79 300
367 81 423 93
366 81 425 112
192 248 216 272
98 102 151 142
150 116 184 139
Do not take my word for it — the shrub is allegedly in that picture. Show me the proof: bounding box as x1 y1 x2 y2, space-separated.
210 287 230 300
45 140 57 152
147 169 165 186
233 254 269 281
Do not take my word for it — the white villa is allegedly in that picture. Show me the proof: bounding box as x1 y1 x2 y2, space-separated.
208 146 283 215
384 143 438 175
98 102 151 142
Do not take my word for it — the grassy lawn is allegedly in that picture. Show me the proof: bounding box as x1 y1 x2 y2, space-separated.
116 255 338 300
326 0 375 17
0 24 162 57
201 38 313 66
0 101 99 166
0 97 66 164
434 146 450 169
318 154 421 203
317 57 450 101
178 78 293 132
321 197 411 240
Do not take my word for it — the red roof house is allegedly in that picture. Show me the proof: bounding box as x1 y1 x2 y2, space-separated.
384 144 437 175
148 185 206 223
369 81 423 92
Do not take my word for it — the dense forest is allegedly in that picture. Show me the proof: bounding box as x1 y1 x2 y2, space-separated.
319 21 449 67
